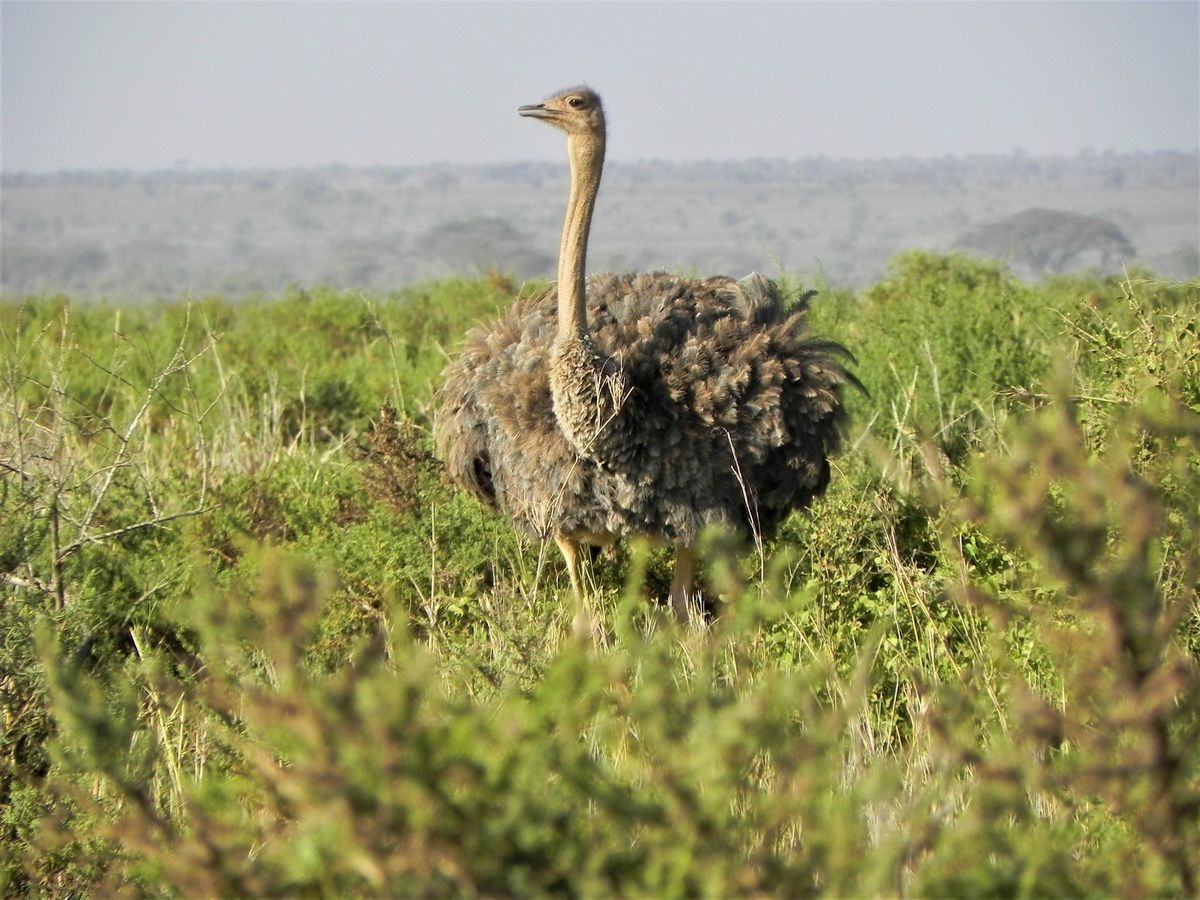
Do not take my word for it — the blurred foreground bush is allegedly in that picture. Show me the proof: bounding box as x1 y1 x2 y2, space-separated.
2 258 1197 895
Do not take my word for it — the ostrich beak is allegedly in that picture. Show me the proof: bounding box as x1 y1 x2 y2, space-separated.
518 103 554 120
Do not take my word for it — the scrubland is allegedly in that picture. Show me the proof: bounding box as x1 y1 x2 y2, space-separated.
2 253 1198 895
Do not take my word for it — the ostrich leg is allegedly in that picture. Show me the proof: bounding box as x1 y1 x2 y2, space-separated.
669 545 697 621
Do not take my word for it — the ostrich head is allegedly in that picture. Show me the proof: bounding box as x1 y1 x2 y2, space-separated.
518 87 606 140
519 86 608 345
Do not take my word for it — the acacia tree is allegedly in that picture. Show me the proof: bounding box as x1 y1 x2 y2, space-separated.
955 208 1136 275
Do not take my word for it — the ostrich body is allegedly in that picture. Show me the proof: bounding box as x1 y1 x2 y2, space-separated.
435 87 855 617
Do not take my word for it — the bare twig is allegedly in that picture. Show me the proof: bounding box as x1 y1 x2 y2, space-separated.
57 505 217 563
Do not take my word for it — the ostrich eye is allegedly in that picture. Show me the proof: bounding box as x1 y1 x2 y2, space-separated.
567 96 586 109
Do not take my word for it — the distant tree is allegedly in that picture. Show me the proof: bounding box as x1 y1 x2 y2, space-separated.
286 175 337 204
1 243 110 292
413 217 553 278
955 208 1136 276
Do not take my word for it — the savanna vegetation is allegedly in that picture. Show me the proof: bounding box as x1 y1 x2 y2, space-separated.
1 252 1198 896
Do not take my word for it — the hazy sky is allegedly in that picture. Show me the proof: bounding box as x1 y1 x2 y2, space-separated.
2 1 1197 172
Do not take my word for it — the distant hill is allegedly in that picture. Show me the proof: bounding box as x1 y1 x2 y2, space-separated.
2 152 1196 299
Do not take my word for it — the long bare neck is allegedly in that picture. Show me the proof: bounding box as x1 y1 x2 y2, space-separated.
557 130 605 343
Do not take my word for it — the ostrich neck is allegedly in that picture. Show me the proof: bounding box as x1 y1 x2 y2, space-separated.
557 132 605 343
549 126 626 463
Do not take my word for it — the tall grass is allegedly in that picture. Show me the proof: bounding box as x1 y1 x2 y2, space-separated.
2 255 1197 895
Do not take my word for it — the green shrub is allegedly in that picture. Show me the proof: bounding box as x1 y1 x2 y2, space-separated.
3 264 1197 895
849 251 1059 426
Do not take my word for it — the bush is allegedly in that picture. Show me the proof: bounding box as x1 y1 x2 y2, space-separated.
2 262 1197 894
848 251 1059 427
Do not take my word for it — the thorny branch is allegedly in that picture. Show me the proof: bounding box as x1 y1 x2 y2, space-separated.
1 303 218 610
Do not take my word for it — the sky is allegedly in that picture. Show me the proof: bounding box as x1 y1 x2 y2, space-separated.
1 1 1197 173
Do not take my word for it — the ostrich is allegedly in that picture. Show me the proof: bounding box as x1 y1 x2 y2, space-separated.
435 86 855 619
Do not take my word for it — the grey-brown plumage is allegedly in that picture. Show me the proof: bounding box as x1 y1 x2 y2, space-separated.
435 87 856 617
